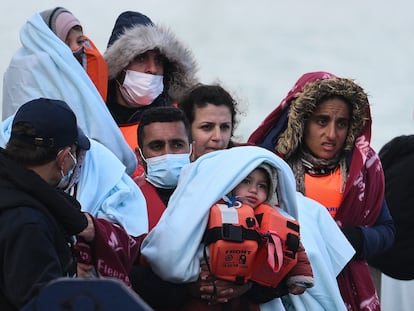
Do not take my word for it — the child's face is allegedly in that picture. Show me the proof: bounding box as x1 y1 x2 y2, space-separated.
233 168 269 208
65 27 85 53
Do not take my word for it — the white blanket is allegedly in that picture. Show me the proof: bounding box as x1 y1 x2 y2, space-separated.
77 139 148 237
141 146 354 310
2 12 137 175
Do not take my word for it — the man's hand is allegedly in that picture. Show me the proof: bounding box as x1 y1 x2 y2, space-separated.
77 213 95 242
189 264 251 304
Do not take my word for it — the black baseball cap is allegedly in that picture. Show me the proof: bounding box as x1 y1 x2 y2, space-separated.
12 98 90 150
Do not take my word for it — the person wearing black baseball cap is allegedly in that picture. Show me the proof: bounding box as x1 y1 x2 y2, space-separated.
0 94 149 239
9 97 90 189
0 98 151 310
0 98 95 309
11 97 90 150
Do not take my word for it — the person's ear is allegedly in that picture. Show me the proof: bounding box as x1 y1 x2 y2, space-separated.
56 147 71 170
135 146 148 172
135 147 143 163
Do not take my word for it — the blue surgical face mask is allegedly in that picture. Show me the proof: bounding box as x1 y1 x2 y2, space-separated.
56 151 77 189
140 149 191 189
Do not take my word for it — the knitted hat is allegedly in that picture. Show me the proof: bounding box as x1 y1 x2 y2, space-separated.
257 162 278 206
40 7 82 42
55 12 81 41
107 11 153 47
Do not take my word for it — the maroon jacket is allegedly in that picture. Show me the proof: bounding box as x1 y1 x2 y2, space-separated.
75 216 144 287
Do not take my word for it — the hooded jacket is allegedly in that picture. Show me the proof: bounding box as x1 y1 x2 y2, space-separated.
276 77 369 159
104 11 198 125
248 72 395 311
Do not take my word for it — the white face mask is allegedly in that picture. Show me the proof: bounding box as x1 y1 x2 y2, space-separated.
140 150 191 189
56 151 77 189
119 70 164 106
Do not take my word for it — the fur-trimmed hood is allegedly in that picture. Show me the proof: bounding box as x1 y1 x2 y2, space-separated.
276 77 370 159
104 24 198 102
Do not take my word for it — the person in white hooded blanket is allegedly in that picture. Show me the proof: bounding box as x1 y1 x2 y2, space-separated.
0 9 148 237
2 8 136 174
141 145 355 310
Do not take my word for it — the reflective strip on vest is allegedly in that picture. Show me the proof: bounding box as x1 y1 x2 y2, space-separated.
217 203 240 224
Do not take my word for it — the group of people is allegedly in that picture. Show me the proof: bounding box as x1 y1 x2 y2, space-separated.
0 6 402 311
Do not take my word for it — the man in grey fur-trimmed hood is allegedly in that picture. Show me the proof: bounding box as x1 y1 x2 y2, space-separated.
104 11 198 151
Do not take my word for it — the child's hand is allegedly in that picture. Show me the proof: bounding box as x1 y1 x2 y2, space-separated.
288 283 307 295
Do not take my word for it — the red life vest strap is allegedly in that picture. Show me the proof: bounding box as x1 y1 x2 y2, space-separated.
262 231 284 273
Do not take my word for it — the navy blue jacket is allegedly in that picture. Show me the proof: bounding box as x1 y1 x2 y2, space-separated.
0 149 86 310
369 135 414 279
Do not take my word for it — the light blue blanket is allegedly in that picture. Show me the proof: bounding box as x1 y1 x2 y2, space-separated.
0 117 148 237
2 12 137 175
77 139 148 237
141 146 354 310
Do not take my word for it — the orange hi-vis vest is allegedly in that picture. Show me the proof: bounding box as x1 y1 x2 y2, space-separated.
304 167 343 218
251 203 300 287
204 202 260 285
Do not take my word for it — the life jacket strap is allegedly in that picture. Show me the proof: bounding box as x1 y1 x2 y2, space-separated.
204 225 261 244
285 232 300 258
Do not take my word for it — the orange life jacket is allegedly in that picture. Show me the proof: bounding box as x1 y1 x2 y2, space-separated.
119 123 145 179
204 202 260 285
205 202 301 287
83 36 108 102
120 123 139 152
250 203 300 287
